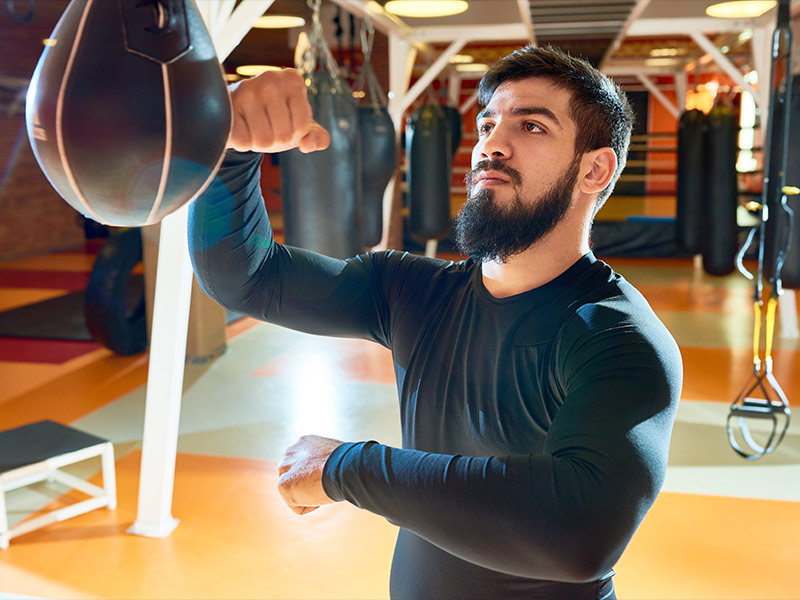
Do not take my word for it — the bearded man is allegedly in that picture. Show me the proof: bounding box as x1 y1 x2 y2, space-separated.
188 45 682 599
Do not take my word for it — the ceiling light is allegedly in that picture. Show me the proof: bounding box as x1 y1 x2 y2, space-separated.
705 1 776 18
236 65 282 77
644 58 681 66
455 62 489 72
384 0 469 18
449 54 474 64
253 15 306 29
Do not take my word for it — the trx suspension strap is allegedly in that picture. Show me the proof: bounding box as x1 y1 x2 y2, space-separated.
729 0 794 460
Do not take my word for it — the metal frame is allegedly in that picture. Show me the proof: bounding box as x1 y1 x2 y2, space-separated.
1 441 116 549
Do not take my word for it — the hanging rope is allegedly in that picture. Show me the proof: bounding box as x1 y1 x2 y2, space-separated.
728 0 794 460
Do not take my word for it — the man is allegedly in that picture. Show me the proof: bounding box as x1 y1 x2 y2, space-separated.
189 46 682 599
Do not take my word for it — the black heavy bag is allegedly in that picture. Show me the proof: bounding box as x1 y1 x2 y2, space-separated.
280 70 361 258
442 105 462 157
676 109 705 254
779 77 800 288
406 104 451 240
358 105 395 247
85 228 147 355
702 105 739 276
25 0 231 227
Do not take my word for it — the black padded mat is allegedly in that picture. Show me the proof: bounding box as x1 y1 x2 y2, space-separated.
0 420 108 474
0 290 92 341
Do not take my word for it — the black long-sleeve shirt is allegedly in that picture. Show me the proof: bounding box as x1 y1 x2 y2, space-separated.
188 150 683 599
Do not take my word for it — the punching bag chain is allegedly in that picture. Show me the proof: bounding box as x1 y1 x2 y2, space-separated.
304 0 347 96
353 16 386 106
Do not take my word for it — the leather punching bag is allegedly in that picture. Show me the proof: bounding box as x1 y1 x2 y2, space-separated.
702 105 739 276
25 0 231 227
358 105 395 247
676 109 705 254
406 104 451 240
442 105 462 157
280 70 361 258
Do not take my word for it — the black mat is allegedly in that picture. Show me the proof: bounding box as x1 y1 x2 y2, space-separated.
0 276 243 342
0 420 108 474
0 289 92 341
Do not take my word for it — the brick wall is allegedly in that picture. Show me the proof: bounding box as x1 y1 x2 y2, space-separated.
0 0 85 262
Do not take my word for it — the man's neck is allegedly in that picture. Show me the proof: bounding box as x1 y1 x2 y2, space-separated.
480 223 591 299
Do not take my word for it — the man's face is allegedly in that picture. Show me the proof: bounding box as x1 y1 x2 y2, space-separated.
455 78 582 262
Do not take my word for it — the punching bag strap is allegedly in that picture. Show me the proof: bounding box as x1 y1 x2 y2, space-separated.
120 0 191 64
353 16 387 107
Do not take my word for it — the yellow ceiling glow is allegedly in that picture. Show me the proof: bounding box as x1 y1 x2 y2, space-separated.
705 1 776 18
384 1 469 18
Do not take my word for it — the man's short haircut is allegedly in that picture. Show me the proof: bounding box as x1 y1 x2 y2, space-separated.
478 45 634 213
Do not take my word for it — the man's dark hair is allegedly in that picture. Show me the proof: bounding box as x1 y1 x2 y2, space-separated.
478 45 634 212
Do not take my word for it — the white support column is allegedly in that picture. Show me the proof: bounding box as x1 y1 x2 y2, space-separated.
674 70 688 112
751 23 773 132
515 0 536 45
447 71 461 107
130 0 267 539
636 73 680 119
689 31 761 104
399 38 468 115
128 206 193 539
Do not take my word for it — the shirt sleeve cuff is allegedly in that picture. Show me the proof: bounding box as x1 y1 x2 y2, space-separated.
321 441 364 502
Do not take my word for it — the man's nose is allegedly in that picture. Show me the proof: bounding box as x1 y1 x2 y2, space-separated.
478 125 511 160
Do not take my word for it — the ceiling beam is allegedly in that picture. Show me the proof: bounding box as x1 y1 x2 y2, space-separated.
516 0 536 45
329 0 434 56
410 23 529 43
600 0 651 70
628 16 756 36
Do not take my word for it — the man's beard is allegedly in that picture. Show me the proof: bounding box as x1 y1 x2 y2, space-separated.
454 155 581 263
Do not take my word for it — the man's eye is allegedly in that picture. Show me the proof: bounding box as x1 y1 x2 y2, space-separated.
477 123 493 136
524 122 543 133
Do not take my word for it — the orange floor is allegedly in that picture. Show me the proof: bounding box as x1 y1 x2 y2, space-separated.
1 244 799 599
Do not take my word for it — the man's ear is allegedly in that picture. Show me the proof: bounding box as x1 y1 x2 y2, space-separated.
578 147 617 195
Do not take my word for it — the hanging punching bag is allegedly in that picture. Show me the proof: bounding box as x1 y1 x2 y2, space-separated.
442 105 462 157
358 105 395 247
280 70 361 258
702 105 739 276
406 104 451 240
777 76 800 288
25 0 230 227
676 109 705 255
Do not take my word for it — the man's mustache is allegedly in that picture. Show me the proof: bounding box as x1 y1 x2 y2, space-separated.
465 159 523 188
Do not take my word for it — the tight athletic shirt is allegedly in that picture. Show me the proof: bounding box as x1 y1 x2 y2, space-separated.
188 150 683 599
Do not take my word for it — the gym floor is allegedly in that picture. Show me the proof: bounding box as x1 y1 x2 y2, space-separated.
0 240 799 600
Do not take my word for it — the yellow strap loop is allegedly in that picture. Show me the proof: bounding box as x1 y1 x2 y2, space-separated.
765 296 778 359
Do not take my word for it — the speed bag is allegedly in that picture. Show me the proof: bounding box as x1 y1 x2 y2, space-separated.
280 71 361 258
776 77 800 288
406 104 451 240
358 105 396 247
702 106 739 276
676 109 705 255
25 0 231 227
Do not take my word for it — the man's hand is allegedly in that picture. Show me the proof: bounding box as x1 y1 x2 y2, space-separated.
228 68 331 154
277 435 343 515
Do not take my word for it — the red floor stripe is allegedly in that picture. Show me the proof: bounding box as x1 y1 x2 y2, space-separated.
0 270 89 291
0 337 99 364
